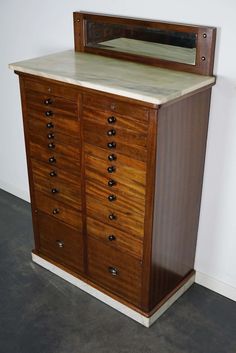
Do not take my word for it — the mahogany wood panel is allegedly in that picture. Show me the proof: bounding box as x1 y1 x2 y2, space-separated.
37 212 84 272
87 216 143 259
87 237 142 306
149 88 212 308
34 190 82 228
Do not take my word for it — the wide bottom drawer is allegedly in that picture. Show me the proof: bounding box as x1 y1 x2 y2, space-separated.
87 237 142 307
37 212 84 272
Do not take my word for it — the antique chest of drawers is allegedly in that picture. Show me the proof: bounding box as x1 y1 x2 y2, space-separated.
10 12 216 326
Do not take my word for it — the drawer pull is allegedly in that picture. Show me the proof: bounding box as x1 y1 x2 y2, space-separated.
107 116 116 124
108 266 119 276
108 213 117 220
52 208 60 215
44 98 53 105
108 154 117 162
108 179 116 187
46 122 54 129
47 133 54 139
48 156 56 164
49 170 57 177
45 110 53 117
108 235 116 241
48 142 55 149
107 141 116 149
108 194 116 202
51 188 59 194
107 166 116 173
56 240 64 248
107 129 116 136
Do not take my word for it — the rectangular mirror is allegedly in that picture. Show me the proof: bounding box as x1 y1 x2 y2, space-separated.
86 20 197 65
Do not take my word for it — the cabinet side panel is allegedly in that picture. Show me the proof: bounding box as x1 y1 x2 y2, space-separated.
150 89 211 308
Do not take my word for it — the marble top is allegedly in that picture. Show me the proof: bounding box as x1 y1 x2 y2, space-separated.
9 50 215 105
98 38 196 65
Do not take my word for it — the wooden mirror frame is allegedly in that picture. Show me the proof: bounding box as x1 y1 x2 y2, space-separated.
73 12 216 76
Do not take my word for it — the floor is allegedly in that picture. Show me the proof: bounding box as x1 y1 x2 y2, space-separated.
0 189 235 353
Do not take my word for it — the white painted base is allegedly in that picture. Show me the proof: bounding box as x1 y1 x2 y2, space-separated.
195 271 236 302
32 253 195 327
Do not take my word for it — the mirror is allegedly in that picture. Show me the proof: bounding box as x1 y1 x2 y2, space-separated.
85 20 197 65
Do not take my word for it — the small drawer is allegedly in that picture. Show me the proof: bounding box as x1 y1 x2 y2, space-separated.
37 212 84 272
24 77 79 101
29 141 80 175
86 194 145 238
26 90 78 115
83 94 149 121
34 190 81 228
28 112 80 138
88 237 142 307
26 100 78 122
32 170 81 210
87 216 143 259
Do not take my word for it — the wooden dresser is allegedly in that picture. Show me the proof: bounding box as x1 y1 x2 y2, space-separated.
10 12 216 327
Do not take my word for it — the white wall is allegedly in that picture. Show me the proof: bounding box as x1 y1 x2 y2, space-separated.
1 0 236 300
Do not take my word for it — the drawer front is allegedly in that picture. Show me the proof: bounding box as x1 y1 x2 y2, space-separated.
28 113 80 138
35 191 81 228
37 212 84 272
29 133 80 159
83 94 149 121
86 194 144 238
32 171 81 210
27 101 78 123
88 237 142 306
24 77 79 101
29 141 80 174
87 216 143 259
26 90 78 115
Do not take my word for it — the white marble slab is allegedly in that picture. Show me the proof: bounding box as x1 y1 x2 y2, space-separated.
32 253 195 327
9 50 215 105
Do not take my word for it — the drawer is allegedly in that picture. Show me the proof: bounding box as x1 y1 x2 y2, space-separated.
83 94 149 121
31 159 80 187
27 100 78 122
32 170 81 210
24 77 79 101
34 190 81 228
88 237 142 306
28 112 80 138
87 216 143 259
37 212 84 272
29 141 80 175
85 143 146 195
86 194 145 238
29 132 80 159
26 90 78 115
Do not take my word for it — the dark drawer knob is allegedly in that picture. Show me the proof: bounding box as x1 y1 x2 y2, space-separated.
49 170 57 177
45 111 53 117
108 266 118 276
108 235 116 241
107 116 116 124
51 188 59 194
107 129 116 136
44 98 53 105
108 179 116 187
52 208 59 215
108 194 116 202
48 156 56 164
107 166 116 173
107 141 116 149
46 122 54 129
56 240 64 248
108 154 117 161
47 133 54 139
48 142 55 149
108 213 116 220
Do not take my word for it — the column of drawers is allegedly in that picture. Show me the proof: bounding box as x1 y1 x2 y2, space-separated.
83 94 150 307
23 78 84 273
